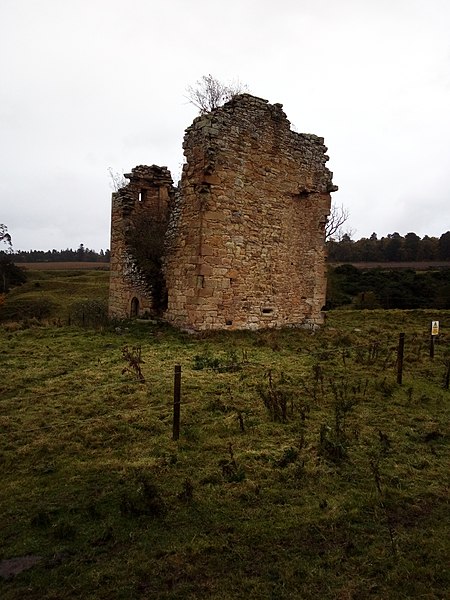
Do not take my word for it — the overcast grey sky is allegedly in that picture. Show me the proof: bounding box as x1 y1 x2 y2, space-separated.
1 0 449 251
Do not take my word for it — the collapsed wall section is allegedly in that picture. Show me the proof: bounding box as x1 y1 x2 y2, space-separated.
108 165 174 319
163 94 337 330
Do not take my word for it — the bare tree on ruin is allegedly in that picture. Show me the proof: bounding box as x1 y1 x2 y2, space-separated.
107 168 127 192
127 212 168 314
325 203 352 241
186 74 249 114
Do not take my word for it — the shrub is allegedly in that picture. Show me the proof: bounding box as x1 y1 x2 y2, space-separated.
70 299 108 327
0 253 27 293
256 370 295 422
352 291 381 309
0 297 55 322
192 348 243 372
120 474 165 518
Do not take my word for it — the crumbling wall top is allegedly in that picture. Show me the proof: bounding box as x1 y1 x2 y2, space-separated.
182 93 338 196
123 164 173 186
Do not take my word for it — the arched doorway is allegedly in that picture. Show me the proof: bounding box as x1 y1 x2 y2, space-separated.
130 297 140 317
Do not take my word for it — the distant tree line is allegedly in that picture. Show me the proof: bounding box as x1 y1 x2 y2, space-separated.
327 231 450 263
326 264 450 310
12 244 110 263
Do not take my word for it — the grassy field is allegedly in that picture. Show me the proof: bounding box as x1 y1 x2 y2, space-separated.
0 269 109 323
18 262 109 271
1 271 449 599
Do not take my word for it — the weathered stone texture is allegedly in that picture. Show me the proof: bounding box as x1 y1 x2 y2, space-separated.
109 165 175 319
163 94 336 330
109 94 337 330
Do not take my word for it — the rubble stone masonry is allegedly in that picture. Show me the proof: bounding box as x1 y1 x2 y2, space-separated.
109 94 337 330
109 165 175 319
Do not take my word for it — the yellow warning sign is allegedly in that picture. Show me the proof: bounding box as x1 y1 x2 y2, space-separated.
431 321 439 336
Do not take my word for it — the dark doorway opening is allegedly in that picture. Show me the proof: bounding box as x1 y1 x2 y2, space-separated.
130 297 140 317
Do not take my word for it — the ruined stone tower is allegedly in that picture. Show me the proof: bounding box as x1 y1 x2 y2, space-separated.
109 94 337 330
109 165 175 319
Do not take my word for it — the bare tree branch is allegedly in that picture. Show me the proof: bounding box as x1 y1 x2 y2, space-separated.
325 203 352 241
186 74 249 114
108 168 127 192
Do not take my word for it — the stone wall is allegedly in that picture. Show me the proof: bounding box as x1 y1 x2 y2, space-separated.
109 94 337 329
163 94 336 330
108 165 175 319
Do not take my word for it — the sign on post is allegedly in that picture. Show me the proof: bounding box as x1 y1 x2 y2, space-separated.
430 321 439 359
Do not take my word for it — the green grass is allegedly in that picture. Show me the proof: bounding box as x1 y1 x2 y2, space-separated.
0 272 449 598
0 269 109 322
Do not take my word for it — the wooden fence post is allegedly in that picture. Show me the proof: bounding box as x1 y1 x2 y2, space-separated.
173 365 181 441
429 335 435 359
397 333 405 385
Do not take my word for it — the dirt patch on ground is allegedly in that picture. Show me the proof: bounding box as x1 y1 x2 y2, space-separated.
0 555 42 579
